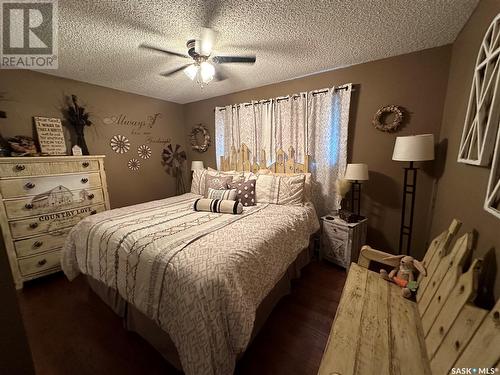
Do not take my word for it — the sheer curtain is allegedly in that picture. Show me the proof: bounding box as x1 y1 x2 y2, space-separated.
215 84 352 215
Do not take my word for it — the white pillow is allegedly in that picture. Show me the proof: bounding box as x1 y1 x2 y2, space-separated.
207 188 237 200
206 167 244 182
255 174 305 205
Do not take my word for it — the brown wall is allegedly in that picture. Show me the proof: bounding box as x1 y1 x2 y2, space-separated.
0 70 186 208
184 46 451 257
430 0 500 295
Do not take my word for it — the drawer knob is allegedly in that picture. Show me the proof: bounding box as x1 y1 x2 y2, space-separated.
82 162 90 168
25 182 36 189
90 210 97 215
81 178 89 184
25 203 34 209
15 164 26 171
88 193 95 200
32 241 43 249
37 259 47 267
29 222 39 229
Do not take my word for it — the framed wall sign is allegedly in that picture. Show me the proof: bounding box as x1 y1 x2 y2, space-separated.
34 117 67 155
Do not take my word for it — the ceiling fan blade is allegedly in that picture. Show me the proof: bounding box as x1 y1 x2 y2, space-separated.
212 56 256 64
200 27 217 56
160 64 193 77
139 44 189 59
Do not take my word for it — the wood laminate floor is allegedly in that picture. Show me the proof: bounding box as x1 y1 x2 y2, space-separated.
17 260 346 375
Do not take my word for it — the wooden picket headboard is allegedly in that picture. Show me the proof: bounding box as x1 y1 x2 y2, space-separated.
219 144 309 173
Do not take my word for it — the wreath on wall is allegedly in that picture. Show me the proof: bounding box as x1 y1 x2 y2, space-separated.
372 105 404 132
189 124 211 153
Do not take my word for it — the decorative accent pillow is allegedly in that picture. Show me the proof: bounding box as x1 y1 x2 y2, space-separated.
193 198 243 214
255 174 305 205
207 188 237 200
204 174 233 197
277 174 306 205
229 179 256 206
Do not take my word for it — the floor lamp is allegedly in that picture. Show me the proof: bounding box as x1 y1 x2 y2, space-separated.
392 134 435 255
344 163 369 217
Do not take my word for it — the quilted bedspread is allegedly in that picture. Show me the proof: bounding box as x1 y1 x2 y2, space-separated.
61 193 319 375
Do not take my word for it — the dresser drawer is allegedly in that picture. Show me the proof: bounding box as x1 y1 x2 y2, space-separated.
4 188 104 219
0 159 99 177
323 222 348 241
0 173 101 198
14 229 70 257
18 249 61 276
9 204 106 239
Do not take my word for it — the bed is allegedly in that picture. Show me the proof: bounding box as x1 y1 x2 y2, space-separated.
62 185 318 375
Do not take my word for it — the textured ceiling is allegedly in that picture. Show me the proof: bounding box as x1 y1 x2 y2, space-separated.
48 0 478 104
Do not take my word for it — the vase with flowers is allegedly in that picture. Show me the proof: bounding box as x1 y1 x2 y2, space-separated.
64 95 92 155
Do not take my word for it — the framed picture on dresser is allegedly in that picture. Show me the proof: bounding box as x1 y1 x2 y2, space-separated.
34 116 67 155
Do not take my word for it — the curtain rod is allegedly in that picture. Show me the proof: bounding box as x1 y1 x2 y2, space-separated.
216 86 353 111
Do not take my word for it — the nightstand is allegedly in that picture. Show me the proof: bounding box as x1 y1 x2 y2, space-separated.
320 215 367 269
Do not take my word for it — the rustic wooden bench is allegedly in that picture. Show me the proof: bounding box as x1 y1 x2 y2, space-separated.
318 219 500 375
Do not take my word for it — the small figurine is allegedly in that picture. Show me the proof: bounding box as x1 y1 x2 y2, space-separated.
380 255 426 298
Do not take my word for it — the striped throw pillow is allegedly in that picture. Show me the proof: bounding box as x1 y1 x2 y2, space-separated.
193 198 243 214
207 188 237 200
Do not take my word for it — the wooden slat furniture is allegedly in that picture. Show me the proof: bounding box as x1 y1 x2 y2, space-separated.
0 156 110 289
318 219 500 375
220 144 309 173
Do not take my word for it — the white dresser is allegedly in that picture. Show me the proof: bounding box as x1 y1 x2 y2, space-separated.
320 214 367 269
0 156 110 289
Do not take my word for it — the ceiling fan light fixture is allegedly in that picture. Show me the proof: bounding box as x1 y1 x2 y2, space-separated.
200 61 215 83
184 64 198 80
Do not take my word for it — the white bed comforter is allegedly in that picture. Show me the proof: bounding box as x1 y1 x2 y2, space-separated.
62 193 319 375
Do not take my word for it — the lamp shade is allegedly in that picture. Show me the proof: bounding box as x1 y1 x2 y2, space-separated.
191 161 204 171
392 134 435 161
344 163 369 181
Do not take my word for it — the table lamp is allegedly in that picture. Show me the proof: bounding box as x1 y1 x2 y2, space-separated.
191 161 204 171
392 134 435 255
344 163 369 216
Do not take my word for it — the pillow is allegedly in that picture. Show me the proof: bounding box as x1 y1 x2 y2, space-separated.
229 179 256 206
191 169 219 195
277 174 306 205
190 169 207 195
255 174 279 203
207 188 237 200
193 198 243 214
273 172 312 202
255 174 305 205
243 171 257 181
220 170 244 182
204 174 233 197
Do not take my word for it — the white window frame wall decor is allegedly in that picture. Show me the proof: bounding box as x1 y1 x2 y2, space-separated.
485 125 500 218
457 13 500 166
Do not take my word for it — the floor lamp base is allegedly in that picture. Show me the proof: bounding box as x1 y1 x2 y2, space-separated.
398 161 417 255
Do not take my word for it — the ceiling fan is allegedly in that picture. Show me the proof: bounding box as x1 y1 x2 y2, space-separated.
140 28 256 86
